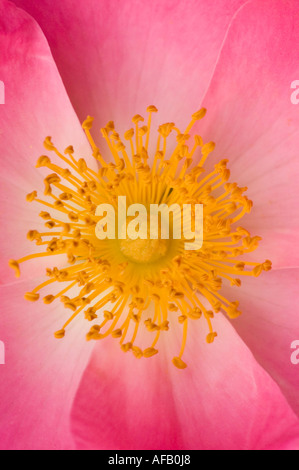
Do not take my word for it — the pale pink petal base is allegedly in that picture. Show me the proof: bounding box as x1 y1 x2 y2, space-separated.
0 0 94 284
0 280 95 449
224 268 299 418
196 0 299 268
0 1 96 450
12 0 249 133
70 314 299 450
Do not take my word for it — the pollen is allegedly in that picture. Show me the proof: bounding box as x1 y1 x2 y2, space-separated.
9 107 271 368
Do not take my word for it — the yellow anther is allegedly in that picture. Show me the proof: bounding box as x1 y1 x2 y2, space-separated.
62 169 71 178
244 198 253 212
132 114 144 124
235 262 245 271
236 226 250 236
8 260 20 278
121 342 132 353
103 310 114 320
78 158 87 172
59 192 72 201
64 145 74 155
188 307 202 319
117 159 125 172
202 141 216 155
147 105 158 113
172 291 184 299
111 329 122 338
64 302 77 312
36 155 51 168
151 293 160 302
226 302 242 318
192 108 206 120
54 329 65 339
168 303 178 312
176 133 190 143
39 211 51 219
81 282 94 295
106 121 115 132
85 308 97 321
132 346 143 358
24 292 40 302
44 136 55 150
252 264 263 277
82 116 94 130
45 173 61 185
263 259 272 271
194 135 203 146
206 332 218 343
124 128 134 140
178 315 187 324
138 126 148 136
115 141 126 152
26 191 37 202
160 321 169 331
172 357 187 369
86 329 102 341
68 212 79 222
43 295 55 304
27 230 39 241
158 122 175 138
89 325 101 333
143 347 158 358
61 223 70 234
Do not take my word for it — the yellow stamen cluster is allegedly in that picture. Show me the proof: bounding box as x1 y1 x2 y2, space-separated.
9 106 271 369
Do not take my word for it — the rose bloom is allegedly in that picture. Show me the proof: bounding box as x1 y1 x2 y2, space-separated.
0 0 299 451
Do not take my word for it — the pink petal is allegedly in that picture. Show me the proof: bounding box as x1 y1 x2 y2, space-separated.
0 1 94 284
12 0 249 132
0 175 67 284
0 5 96 448
0 280 95 449
196 0 299 268
70 314 299 450
223 267 299 418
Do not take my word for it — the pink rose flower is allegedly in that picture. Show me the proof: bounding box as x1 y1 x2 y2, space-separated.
0 0 299 450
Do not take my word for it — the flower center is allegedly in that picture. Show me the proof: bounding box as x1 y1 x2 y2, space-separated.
120 237 169 264
118 211 171 263
9 106 271 369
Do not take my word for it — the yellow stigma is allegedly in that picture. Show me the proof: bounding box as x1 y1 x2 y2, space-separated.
9 106 271 369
